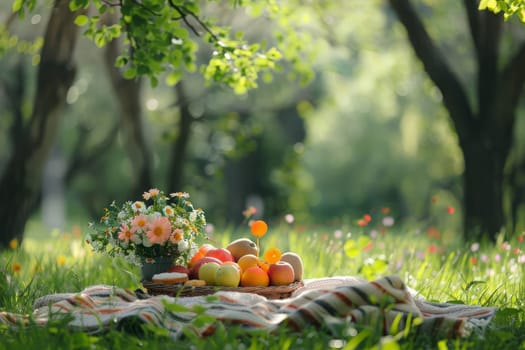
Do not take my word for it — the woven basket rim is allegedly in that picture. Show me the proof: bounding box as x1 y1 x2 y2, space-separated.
142 280 304 299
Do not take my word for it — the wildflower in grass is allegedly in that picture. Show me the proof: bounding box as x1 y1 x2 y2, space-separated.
118 223 135 244
494 254 501 262
502 242 511 251
382 216 394 227
243 206 257 219
333 230 343 239
481 254 489 263
9 239 18 250
146 216 172 244
470 256 477 265
447 206 455 214
12 262 21 274
284 213 294 224
513 248 520 255
370 230 378 239
357 219 367 227
427 244 438 254
363 214 372 222
57 256 66 266
518 235 524 243
471 242 480 252
518 255 525 264
427 226 441 239
363 241 373 252
381 207 391 214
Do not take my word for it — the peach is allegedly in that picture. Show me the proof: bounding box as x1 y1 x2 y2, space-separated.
205 248 235 263
268 261 295 286
189 256 222 279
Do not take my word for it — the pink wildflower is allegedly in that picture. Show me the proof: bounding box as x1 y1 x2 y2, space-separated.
146 216 172 244
118 223 135 243
131 214 149 232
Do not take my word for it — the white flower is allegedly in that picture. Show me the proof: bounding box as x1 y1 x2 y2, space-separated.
189 211 197 222
163 205 175 217
117 211 127 220
132 201 146 213
178 239 189 252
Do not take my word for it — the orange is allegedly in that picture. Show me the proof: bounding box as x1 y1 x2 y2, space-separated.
250 220 268 238
263 247 282 264
237 254 259 272
188 243 215 267
240 266 270 287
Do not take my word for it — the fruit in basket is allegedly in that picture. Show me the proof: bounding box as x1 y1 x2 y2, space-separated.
240 266 270 287
188 243 215 267
189 256 222 279
280 252 304 281
216 263 241 287
198 262 221 285
205 248 235 262
237 254 259 272
268 261 295 286
226 238 259 260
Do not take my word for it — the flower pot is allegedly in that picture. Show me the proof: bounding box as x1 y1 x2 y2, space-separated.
140 257 175 281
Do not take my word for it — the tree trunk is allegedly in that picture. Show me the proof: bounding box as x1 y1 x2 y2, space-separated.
168 81 193 193
388 0 525 241
462 137 508 240
103 12 153 196
0 0 83 248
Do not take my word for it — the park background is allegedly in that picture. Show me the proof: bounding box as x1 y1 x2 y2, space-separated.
2 0 524 246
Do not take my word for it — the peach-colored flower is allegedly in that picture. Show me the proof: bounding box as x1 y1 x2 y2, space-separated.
118 223 135 243
170 228 184 243
131 214 149 232
146 216 172 244
143 188 160 200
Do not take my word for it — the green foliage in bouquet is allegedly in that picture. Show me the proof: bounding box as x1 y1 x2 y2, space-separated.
86 189 207 266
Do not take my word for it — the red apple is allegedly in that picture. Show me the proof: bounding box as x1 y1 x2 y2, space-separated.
189 256 222 279
268 261 295 286
205 248 234 263
167 265 190 275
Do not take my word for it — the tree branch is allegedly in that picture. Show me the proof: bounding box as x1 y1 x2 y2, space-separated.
388 0 474 145
463 0 480 52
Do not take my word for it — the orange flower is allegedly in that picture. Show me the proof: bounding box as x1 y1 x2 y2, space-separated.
263 247 282 264
12 262 21 274
250 220 268 238
9 239 18 250
57 256 66 266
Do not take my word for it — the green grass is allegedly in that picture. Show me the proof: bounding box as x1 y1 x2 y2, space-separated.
1 220 525 349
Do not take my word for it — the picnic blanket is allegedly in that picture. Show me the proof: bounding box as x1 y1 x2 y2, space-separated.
0 275 497 340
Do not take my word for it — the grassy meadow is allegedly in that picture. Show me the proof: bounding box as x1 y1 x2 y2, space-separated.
1 216 525 349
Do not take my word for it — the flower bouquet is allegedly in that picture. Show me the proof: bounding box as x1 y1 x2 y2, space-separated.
87 189 207 278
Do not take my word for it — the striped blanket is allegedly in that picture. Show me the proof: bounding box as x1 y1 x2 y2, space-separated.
0 275 496 340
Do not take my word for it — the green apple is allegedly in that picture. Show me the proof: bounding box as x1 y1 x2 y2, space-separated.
198 262 220 285
215 263 241 287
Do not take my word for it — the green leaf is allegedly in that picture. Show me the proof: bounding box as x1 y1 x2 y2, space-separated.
12 0 23 12
123 68 137 79
165 70 182 86
74 15 89 26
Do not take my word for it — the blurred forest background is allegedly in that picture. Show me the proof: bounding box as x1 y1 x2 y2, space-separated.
1 0 525 245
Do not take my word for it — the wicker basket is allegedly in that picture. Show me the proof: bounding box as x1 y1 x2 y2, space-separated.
142 280 304 299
